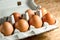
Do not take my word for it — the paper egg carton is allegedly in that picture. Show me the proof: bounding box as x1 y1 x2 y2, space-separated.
0 19 58 40
0 0 58 40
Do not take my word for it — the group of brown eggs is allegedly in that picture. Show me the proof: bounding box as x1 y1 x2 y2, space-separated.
0 7 56 36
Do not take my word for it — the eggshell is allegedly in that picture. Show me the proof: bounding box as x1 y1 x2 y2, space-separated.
40 7 48 16
29 18 33 25
0 25 2 32
45 13 56 25
26 9 34 18
42 15 47 22
12 12 21 22
15 19 29 32
30 15 42 28
1 22 13 36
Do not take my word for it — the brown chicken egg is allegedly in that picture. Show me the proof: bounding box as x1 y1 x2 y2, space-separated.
29 18 33 25
26 9 34 18
45 13 56 25
15 19 29 32
29 15 42 28
42 15 47 22
40 7 48 17
0 25 2 32
12 12 21 22
1 22 13 36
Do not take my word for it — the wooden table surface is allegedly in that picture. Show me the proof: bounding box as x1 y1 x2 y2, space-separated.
21 0 60 40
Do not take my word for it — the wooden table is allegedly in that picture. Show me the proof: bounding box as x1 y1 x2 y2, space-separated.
21 0 60 40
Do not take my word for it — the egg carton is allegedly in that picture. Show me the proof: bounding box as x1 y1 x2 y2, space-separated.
0 19 58 40
0 0 58 40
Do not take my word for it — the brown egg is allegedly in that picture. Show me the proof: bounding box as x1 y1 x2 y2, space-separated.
14 22 19 29
1 22 13 36
0 25 2 32
29 18 33 25
42 15 47 22
15 19 29 32
12 12 21 22
29 15 42 28
40 7 48 16
26 9 34 18
45 13 56 25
